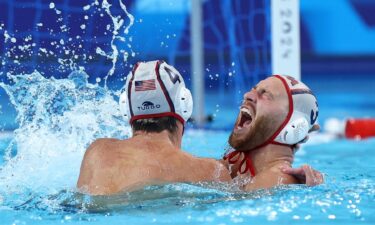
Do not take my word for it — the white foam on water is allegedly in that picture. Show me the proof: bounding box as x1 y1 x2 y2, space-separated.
0 0 135 198
0 71 131 195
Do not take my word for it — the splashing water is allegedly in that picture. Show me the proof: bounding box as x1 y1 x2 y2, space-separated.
0 0 134 201
97 0 135 86
0 71 131 195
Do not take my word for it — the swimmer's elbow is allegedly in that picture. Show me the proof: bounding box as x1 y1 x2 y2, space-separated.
218 164 232 182
210 160 231 182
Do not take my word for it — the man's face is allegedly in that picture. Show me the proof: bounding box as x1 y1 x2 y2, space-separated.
229 77 289 151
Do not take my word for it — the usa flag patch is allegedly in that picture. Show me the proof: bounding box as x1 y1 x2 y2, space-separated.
135 79 156 91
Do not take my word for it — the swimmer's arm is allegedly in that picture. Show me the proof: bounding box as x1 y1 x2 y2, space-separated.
218 159 229 168
242 169 298 192
218 158 242 179
189 158 232 183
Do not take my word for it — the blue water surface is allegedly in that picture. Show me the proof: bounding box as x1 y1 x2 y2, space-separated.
0 71 375 225
0 129 374 225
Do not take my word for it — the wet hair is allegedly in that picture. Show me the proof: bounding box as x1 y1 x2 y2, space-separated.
131 117 179 133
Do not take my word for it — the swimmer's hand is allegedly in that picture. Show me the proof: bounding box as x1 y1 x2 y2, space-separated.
281 164 324 186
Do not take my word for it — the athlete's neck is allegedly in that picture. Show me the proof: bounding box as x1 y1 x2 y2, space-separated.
132 130 182 148
247 144 294 175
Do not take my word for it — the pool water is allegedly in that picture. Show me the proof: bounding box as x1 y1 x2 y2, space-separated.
0 65 373 225
0 70 374 225
0 127 375 225
1 1 375 224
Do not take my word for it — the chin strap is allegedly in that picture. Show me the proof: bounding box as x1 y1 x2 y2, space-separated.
224 143 295 177
223 150 256 177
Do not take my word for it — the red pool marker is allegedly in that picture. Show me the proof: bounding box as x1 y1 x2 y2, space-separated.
345 119 375 139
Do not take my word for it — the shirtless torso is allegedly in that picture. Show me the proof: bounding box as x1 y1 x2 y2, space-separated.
77 131 231 195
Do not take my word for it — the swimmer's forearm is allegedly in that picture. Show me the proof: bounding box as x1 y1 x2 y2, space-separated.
218 159 229 168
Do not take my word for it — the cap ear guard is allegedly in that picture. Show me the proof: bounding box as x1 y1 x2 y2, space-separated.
175 87 193 122
275 111 310 144
119 90 131 122
119 71 133 122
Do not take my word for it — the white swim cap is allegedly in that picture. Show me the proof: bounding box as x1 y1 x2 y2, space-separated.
119 60 193 124
272 75 319 145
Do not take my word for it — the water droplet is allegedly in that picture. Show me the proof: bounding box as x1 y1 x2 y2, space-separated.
328 215 336 220
83 5 91 11
292 215 300 220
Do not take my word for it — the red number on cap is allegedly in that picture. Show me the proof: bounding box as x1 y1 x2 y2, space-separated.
164 66 181 84
286 76 299 86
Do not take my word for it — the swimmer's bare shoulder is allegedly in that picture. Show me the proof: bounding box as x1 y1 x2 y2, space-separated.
243 165 298 192
77 138 119 194
77 138 144 194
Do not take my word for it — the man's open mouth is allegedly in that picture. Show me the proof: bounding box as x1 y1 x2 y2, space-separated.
236 107 254 131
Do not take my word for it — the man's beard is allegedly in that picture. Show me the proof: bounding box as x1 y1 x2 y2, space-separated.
228 115 279 151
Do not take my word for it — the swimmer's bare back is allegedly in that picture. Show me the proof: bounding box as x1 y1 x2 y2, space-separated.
77 135 231 195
